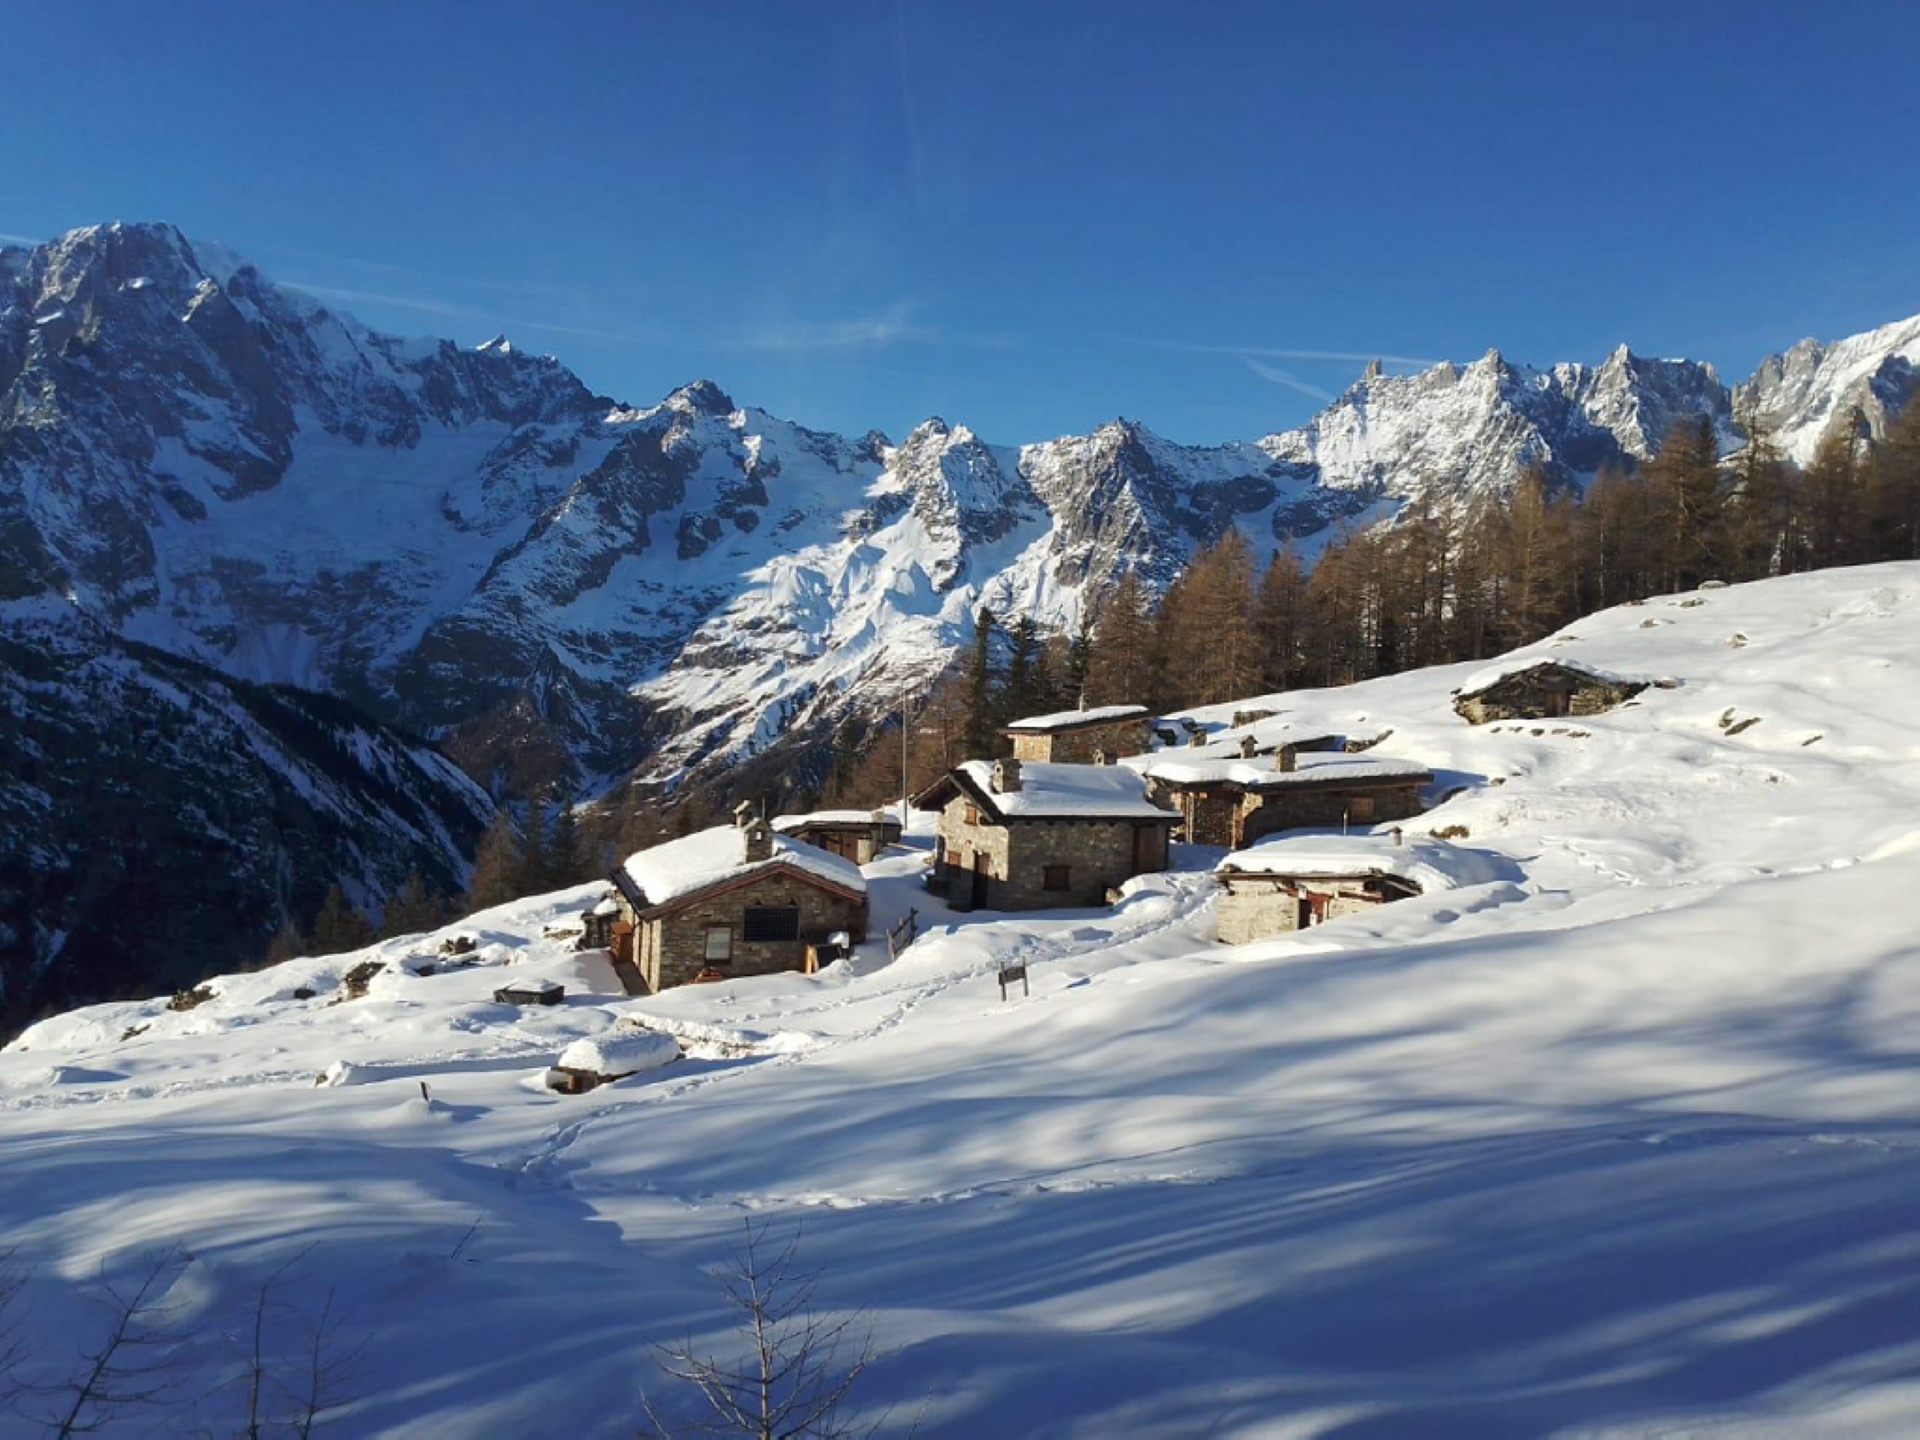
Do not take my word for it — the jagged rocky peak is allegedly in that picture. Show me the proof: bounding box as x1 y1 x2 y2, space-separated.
476 334 514 354
667 377 736 416
1362 357 1383 381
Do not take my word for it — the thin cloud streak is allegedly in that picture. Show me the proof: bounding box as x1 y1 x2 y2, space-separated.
0 232 46 245
282 281 672 348
1242 357 1336 403
727 303 1017 354
1142 338 1441 368
281 282 480 322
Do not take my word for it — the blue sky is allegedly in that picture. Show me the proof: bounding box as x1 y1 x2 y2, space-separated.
5 0 1918 444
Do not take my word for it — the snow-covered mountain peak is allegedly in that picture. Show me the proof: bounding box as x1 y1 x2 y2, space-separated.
666 377 736 417
1738 310 1920 463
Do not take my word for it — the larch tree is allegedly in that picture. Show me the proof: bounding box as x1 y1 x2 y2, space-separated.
1086 570 1157 708
464 811 524 914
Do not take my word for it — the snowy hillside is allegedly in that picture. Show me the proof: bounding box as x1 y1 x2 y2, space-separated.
8 563 1920 1435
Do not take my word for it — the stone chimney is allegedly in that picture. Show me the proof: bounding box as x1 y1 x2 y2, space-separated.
991 757 1023 794
1187 731 1207 748
1274 744 1298 773
1238 735 1258 759
1390 826 1404 848
741 814 774 863
732 800 757 828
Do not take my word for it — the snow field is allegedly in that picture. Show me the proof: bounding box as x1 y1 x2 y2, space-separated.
6 564 1920 1435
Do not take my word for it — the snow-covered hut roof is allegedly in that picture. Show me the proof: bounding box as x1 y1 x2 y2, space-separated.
1004 703 1149 733
772 809 900 832
615 826 866 914
1121 723 1345 769
1455 656 1655 699
1142 751 1431 792
917 760 1177 822
1214 832 1510 891
557 1028 681 1078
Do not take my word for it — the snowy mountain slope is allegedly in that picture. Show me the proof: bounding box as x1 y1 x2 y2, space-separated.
8 222 1916 805
0 594 492 1031
8 563 1920 1435
1736 311 1920 464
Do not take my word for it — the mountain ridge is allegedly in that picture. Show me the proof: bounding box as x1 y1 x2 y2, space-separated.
5 221 1917 808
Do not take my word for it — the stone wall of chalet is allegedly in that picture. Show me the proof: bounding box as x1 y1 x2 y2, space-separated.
936 793 1171 910
1215 875 1394 944
1237 784 1424 847
1008 717 1150 764
634 873 866 992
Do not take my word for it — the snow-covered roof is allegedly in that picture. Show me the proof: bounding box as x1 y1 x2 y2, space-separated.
1456 655 1654 698
500 976 562 993
557 1028 680 1077
1142 751 1431 791
772 809 899 832
618 825 866 912
1004 704 1150 733
1121 725 1344 770
953 760 1177 821
1215 832 1510 891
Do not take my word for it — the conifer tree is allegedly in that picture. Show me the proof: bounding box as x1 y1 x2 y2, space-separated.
518 796 550 896
378 870 446 939
1869 397 1920 561
959 607 999 760
1062 609 1096 706
465 810 523 913
264 920 306 967
1727 398 1789 580
1087 571 1157 707
1001 615 1045 722
549 797 586 887
309 884 375 955
1254 543 1307 692
1803 418 1869 569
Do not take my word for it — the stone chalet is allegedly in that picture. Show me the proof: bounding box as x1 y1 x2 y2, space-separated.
1213 831 1509 944
1133 745 1432 848
1003 704 1151 763
1452 658 1651 725
913 757 1178 910
605 809 868 993
772 809 903 865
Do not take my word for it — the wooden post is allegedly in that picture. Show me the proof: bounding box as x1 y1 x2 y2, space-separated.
998 963 1029 1001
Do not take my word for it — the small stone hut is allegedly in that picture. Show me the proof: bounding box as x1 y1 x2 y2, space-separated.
1003 704 1151 764
1213 832 1507 944
912 758 1177 910
606 809 868 993
771 809 903 864
1137 748 1431 849
1452 659 1649 725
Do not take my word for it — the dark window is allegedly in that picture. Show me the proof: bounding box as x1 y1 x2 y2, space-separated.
742 906 801 943
1043 865 1072 892
1350 795 1376 822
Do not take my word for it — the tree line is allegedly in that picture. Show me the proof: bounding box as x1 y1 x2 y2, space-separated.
821 398 1920 805
258 795 600 966
258 396 1920 949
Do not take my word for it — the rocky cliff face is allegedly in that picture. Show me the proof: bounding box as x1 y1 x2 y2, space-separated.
5 222 1917 819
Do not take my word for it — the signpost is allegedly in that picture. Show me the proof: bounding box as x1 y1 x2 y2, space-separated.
998 963 1029 1001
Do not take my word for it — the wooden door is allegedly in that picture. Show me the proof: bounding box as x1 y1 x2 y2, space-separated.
971 851 990 909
